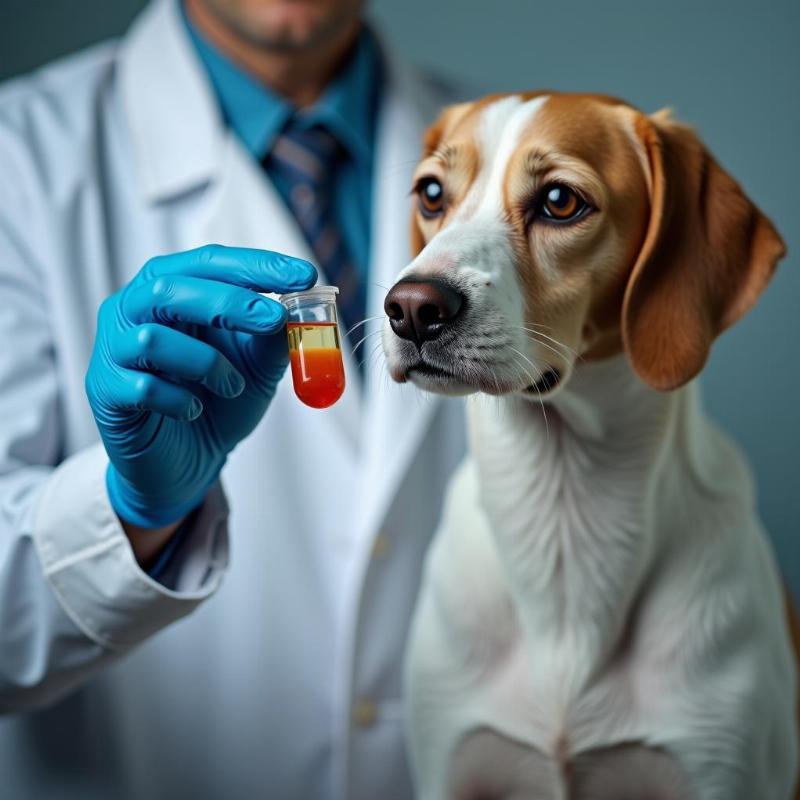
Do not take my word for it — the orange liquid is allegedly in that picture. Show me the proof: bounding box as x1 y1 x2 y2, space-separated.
287 322 346 409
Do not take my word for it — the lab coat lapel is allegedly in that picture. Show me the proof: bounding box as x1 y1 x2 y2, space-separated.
119 0 222 203
355 58 446 540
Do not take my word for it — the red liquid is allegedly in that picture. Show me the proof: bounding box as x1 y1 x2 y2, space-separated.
287 322 346 409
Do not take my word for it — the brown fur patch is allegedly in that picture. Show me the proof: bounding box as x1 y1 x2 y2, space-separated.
622 112 786 390
410 103 483 257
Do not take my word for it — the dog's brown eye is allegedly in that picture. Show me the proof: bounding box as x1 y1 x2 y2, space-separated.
537 184 588 223
417 177 445 218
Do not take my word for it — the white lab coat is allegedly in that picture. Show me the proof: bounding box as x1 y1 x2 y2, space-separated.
0 1 466 797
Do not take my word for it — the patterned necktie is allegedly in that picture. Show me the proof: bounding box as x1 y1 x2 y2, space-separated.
265 120 365 354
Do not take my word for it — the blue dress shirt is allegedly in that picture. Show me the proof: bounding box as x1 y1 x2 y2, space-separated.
182 5 382 280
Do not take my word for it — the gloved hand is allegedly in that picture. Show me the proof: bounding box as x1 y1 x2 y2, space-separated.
85 244 317 528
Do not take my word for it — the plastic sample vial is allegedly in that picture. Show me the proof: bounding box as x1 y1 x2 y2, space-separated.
280 286 346 409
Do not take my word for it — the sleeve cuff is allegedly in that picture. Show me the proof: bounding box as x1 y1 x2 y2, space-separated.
145 507 196 583
31 443 230 651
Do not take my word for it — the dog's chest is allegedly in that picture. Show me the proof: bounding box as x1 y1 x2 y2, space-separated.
420 456 656 758
467 401 655 680
417 446 697 797
414 398 680 755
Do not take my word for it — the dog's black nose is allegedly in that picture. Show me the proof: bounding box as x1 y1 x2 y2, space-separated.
384 279 464 346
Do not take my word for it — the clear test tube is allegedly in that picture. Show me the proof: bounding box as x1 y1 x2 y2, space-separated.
280 286 346 409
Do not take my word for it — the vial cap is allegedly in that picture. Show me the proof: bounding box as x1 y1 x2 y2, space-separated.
279 285 339 308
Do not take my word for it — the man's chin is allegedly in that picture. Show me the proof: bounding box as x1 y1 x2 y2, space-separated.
247 2 361 52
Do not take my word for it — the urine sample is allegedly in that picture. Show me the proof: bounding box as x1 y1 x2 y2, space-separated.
280 286 346 409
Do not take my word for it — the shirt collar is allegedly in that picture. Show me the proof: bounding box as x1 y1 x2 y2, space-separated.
182 4 381 167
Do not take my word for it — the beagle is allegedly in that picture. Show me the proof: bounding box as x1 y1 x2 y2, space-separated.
382 93 798 799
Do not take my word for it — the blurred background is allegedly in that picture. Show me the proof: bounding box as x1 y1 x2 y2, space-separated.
1 0 798 594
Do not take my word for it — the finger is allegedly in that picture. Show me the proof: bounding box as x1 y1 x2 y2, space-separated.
110 324 246 399
122 276 288 335
109 369 203 421
140 244 318 294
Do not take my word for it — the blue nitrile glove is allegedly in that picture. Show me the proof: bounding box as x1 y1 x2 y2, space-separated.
85 244 317 528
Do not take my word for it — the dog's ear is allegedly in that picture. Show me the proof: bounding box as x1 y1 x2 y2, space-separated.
411 103 473 257
621 109 786 391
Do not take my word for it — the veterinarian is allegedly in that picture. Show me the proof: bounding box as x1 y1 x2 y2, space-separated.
0 0 466 796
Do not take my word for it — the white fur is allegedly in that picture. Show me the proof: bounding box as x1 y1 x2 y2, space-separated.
461 94 549 221
407 359 797 798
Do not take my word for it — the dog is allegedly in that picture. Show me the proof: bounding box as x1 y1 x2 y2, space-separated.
381 92 799 799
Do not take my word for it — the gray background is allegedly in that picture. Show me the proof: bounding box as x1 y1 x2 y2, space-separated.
1 0 798 594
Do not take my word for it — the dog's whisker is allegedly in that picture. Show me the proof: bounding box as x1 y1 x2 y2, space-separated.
528 334 582 361
372 344 387 373
509 345 544 381
351 328 384 354
520 334 581 364
510 358 539 403
518 335 583 366
345 315 385 337
520 322 555 332
509 347 550 439
359 340 384 372
374 347 389 375
516 327 582 360
358 343 379 374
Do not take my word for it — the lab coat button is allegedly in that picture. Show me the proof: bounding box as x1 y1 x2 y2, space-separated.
353 698 377 728
371 532 390 559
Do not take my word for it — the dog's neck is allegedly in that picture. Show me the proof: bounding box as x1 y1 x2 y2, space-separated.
541 354 674 443
466 354 705 685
